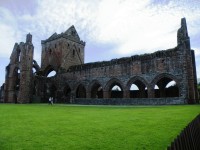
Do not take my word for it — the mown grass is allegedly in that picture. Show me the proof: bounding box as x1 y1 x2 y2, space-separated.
0 104 199 150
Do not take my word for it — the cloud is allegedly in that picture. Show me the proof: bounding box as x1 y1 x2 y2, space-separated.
91 0 200 56
1 0 200 57
0 0 200 86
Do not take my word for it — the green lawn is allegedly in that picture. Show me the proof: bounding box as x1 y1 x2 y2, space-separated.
0 104 199 150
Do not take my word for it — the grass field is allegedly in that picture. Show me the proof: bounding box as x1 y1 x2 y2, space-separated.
0 104 199 150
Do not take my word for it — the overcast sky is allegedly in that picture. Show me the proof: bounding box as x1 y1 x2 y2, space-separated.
0 0 200 86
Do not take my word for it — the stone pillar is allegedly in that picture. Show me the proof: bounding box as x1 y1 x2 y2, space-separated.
103 91 109 98
148 86 154 98
124 90 130 98
86 91 91 98
18 34 34 103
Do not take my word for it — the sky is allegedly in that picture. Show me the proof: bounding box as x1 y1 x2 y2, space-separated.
0 0 200 86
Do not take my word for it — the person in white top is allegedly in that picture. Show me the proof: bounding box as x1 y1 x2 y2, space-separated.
49 97 53 105
51 97 53 105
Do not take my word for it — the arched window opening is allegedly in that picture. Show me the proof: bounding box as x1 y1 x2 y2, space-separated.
154 85 159 89
112 85 122 91
44 66 56 77
63 85 71 103
155 77 179 98
130 84 140 98
129 80 148 98
76 84 86 98
154 85 160 98
47 70 56 77
15 69 20 91
14 68 20 103
110 83 123 98
91 83 103 98
166 80 176 88
165 80 179 97
130 84 139 90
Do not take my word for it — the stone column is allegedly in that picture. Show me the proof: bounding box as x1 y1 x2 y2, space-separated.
103 90 109 98
148 86 154 98
86 91 91 98
124 90 130 98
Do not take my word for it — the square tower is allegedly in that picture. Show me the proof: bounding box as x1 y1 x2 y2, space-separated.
41 26 85 76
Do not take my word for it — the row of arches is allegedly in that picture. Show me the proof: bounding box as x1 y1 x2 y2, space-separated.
74 78 179 98
47 74 180 103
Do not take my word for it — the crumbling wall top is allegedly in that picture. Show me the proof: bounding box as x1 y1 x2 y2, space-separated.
67 47 178 72
41 25 85 45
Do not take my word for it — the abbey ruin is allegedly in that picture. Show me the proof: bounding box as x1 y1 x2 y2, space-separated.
0 18 199 104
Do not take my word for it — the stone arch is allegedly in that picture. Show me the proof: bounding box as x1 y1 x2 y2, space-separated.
88 80 103 98
76 83 87 98
127 76 149 98
43 65 57 77
104 78 124 98
151 73 180 98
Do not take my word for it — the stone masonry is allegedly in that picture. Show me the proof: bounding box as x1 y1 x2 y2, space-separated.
3 34 34 103
1 18 199 104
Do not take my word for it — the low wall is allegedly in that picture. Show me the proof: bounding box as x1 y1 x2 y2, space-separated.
73 97 186 105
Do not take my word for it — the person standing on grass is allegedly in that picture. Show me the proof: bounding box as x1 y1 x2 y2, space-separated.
51 97 53 105
49 97 52 105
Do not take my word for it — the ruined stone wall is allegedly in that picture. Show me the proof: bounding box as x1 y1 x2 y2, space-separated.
54 47 185 100
46 18 198 104
3 18 198 104
74 97 186 105
4 43 20 103
17 34 34 103
4 34 34 103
